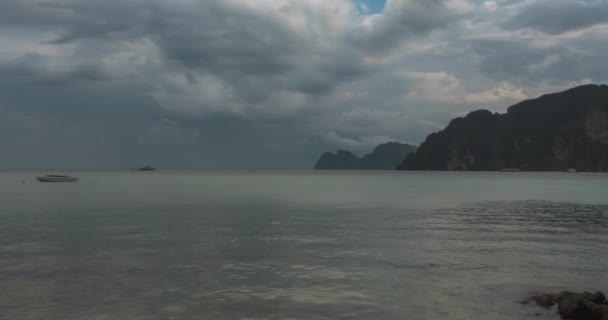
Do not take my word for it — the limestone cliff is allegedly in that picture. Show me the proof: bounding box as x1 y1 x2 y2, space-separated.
315 142 416 170
398 84 608 171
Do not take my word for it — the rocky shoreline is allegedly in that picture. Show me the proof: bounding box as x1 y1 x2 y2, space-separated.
523 291 608 319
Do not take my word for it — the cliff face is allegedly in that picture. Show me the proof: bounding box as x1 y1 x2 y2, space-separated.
315 142 416 170
398 84 608 171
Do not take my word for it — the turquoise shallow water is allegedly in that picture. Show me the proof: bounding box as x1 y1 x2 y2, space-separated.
1 171 607 319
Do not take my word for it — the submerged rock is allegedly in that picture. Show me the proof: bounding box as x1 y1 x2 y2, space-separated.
522 293 557 308
524 291 608 320
557 292 608 320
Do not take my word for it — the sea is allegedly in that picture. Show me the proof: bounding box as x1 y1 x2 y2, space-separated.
1 171 607 320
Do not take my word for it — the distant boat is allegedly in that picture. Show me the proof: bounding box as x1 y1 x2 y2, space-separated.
566 168 578 173
500 168 521 172
137 166 157 172
36 174 78 183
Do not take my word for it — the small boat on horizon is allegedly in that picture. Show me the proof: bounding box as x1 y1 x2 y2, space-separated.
36 174 78 183
137 166 157 172
566 168 578 173
500 168 521 172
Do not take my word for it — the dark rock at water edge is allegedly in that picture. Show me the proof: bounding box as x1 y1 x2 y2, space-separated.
523 291 608 319
314 142 416 170
398 84 608 172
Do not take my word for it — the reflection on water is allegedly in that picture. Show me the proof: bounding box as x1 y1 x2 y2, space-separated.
0 172 607 320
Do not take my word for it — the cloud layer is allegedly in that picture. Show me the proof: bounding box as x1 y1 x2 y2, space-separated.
1 0 607 169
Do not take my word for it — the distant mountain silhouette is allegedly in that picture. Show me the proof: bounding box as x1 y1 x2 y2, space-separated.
398 84 608 171
315 142 416 170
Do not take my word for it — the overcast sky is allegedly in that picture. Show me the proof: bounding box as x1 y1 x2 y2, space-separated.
1 0 607 169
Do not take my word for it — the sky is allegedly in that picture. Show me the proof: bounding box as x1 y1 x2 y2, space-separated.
1 0 607 170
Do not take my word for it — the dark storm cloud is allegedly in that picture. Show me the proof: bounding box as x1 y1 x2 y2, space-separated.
503 0 608 34
0 54 109 86
154 7 296 76
34 1 367 103
0 0 463 96
0 0 607 169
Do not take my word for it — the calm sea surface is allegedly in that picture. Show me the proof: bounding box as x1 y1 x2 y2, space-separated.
1 171 607 320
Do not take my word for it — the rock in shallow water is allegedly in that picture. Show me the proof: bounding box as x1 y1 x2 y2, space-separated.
524 291 608 320
523 294 557 308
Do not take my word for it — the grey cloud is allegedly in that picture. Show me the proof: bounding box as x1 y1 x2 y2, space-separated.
348 0 470 54
0 0 607 169
0 54 110 86
503 0 608 34
155 6 296 76
47 22 129 44
0 0 464 101
470 33 608 86
51 0 362 100
2 0 459 96
0 63 162 121
0 0 79 28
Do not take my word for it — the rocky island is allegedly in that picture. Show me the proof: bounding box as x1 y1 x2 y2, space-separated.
314 142 416 170
398 84 608 171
